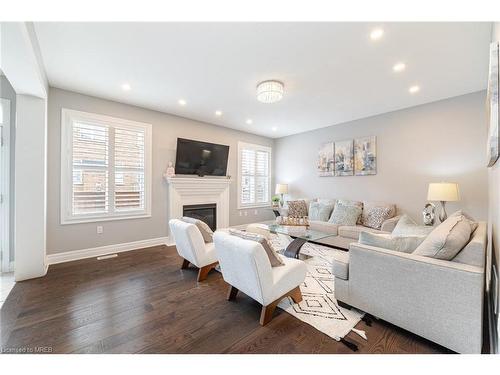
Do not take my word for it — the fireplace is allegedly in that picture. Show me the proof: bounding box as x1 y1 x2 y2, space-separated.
183 203 217 231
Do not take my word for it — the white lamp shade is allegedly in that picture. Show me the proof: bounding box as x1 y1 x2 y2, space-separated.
427 183 460 202
275 184 288 194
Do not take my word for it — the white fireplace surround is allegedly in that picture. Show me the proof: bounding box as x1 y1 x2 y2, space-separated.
166 177 232 232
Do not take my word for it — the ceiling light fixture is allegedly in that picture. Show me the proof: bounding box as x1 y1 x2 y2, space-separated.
370 28 384 40
215 110 222 116
393 63 406 72
121 83 131 91
178 99 187 106
409 85 420 94
256 80 284 103
246 119 253 125
271 127 277 132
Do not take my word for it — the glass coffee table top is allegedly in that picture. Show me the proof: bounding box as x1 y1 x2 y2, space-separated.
266 224 335 259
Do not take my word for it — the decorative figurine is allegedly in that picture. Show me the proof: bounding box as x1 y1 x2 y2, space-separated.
164 162 175 178
423 203 436 226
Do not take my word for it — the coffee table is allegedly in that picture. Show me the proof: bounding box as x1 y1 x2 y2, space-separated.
266 224 335 259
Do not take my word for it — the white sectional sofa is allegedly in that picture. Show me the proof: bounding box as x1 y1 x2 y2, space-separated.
279 198 401 250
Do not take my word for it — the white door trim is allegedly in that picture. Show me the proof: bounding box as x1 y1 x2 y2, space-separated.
0 98 11 273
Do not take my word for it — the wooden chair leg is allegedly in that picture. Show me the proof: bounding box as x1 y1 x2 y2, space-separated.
259 286 303 326
227 285 239 301
260 301 279 326
289 286 303 304
197 262 218 282
181 259 190 269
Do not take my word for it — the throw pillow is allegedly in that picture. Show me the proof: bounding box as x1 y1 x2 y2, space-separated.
359 232 427 254
228 229 285 267
328 203 362 226
448 210 479 232
336 199 363 224
362 206 392 230
287 200 308 217
181 216 214 243
392 214 434 236
308 202 334 222
412 214 473 260
362 201 396 226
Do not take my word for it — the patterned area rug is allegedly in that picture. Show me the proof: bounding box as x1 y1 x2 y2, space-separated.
271 237 367 342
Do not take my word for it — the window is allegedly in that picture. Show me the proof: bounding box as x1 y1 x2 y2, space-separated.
61 109 152 224
238 142 272 208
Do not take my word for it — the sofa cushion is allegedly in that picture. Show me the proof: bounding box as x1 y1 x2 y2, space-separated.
412 212 474 260
362 206 393 230
338 225 382 240
308 201 335 221
228 228 285 267
392 214 434 236
309 220 339 235
359 232 427 253
328 204 362 226
332 251 349 280
182 216 213 243
287 200 308 217
452 222 486 268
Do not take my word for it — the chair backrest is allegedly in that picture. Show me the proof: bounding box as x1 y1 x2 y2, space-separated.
213 231 273 305
169 219 206 267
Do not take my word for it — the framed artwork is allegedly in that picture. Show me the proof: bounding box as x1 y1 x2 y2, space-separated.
487 41 500 167
334 140 354 176
317 142 334 176
354 136 377 175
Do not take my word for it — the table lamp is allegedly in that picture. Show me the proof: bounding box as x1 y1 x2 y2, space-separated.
275 184 288 207
427 182 460 222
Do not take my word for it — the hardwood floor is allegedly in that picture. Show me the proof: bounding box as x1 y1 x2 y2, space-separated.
0 245 452 354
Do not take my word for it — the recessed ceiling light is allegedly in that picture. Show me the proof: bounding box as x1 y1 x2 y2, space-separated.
121 83 131 91
370 28 384 40
393 63 406 72
178 99 187 106
409 85 420 94
271 127 277 132
215 110 222 116
246 119 253 125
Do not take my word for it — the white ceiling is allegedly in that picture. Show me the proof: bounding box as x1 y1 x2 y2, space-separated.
34 22 492 138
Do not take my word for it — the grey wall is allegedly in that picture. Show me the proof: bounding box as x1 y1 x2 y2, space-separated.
47 88 274 254
0 75 16 262
489 22 500 354
275 91 488 222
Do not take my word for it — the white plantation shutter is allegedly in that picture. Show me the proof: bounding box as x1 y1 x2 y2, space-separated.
114 127 145 211
72 122 109 215
238 142 271 208
61 109 151 224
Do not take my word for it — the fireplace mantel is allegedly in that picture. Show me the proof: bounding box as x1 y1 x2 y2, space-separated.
166 176 232 230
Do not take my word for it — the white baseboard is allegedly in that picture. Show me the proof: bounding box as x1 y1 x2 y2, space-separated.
46 236 170 265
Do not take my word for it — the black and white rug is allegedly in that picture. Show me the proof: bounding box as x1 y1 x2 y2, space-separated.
273 238 367 343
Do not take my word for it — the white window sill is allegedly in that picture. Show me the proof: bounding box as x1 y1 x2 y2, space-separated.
61 213 151 225
237 204 272 210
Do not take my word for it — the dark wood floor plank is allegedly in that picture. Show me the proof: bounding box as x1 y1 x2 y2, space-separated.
0 245 451 354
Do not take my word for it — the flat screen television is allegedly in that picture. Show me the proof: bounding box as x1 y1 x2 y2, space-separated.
174 138 230 177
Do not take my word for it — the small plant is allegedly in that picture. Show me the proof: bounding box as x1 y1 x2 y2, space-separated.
271 195 280 205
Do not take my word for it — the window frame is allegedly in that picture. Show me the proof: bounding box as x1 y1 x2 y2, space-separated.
237 141 272 209
60 108 152 225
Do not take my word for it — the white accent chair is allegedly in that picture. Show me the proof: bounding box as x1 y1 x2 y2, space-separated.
169 219 218 282
213 230 307 325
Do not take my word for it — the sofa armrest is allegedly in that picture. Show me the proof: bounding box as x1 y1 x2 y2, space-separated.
345 242 484 353
380 215 401 232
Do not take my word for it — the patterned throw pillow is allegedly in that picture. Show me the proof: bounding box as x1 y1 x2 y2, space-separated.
362 206 392 230
228 229 285 267
287 200 308 217
308 202 334 222
182 216 214 243
328 203 362 225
